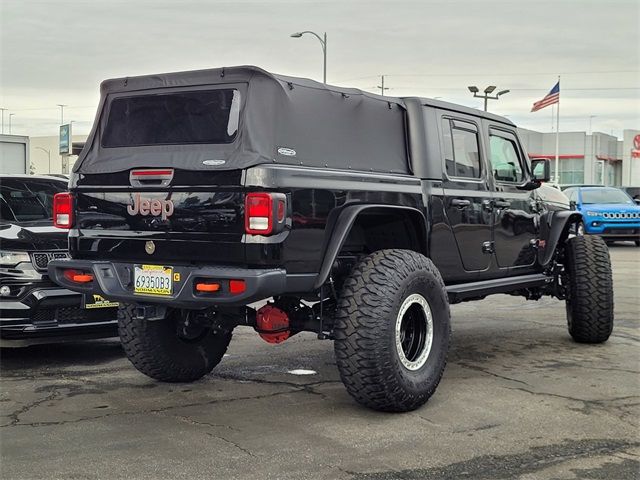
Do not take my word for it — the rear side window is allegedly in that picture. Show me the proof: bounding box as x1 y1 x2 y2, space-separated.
102 89 241 148
442 119 481 179
0 178 67 223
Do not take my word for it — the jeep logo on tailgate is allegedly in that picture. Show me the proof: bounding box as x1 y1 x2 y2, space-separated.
127 193 174 220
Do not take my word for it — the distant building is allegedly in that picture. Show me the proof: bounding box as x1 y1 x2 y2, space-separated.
518 128 640 187
0 134 30 174
29 135 88 175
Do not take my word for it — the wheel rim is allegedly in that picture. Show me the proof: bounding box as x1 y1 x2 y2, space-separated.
395 293 434 371
577 223 585 235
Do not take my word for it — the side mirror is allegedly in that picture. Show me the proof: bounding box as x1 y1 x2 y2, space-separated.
531 158 551 182
569 200 577 211
634 198 640 205
517 158 550 191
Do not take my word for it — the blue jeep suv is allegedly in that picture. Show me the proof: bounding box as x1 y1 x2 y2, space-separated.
563 186 640 246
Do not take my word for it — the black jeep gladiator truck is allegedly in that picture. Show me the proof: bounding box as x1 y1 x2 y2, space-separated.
49 66 613 412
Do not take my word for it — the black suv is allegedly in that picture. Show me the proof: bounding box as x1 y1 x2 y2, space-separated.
49 67 613 412
1 175 118 346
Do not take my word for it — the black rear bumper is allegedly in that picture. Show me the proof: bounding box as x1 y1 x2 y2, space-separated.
48 259 293 308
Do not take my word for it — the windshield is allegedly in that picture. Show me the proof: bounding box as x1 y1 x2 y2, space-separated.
581 188 633 205
0 178 67 224
102 89 241 148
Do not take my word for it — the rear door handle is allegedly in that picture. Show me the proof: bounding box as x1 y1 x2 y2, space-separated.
451 199 471 208
494 199 511 208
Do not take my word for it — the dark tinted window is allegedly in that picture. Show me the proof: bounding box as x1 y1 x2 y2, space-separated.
442 119 481 179
102 89 241 148
0 178 67 223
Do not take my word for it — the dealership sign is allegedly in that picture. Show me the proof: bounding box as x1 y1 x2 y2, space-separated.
633 134 640 158
59 124 71 155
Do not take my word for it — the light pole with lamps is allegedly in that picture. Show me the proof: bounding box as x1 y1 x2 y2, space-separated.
467 85 510 112
35 146 52 174
290 31 327 84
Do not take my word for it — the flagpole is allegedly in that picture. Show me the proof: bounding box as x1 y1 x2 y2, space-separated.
554 75 560 184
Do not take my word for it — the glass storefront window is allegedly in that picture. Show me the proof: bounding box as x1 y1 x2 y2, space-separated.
558 158 584 185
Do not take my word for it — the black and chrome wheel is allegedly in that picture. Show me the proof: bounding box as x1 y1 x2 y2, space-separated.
395 293 434 371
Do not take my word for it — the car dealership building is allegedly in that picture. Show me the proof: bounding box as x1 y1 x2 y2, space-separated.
518 128 640 187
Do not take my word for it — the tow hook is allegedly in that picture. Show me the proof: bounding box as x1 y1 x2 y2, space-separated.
133 305 167 321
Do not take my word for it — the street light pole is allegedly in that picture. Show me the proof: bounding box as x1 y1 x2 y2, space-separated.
8 113 15 134
467 86 510 112
588 115 597 135
377 75 390 96
35 146 52 174
57 104 67 125
290 31 327 84
0 108 6 134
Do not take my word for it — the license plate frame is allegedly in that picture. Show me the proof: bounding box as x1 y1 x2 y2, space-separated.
134 264 173 296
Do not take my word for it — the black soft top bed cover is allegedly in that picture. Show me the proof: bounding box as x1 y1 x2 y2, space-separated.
75 66 409 175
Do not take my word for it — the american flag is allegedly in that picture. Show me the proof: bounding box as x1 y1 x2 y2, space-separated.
531 82 560 112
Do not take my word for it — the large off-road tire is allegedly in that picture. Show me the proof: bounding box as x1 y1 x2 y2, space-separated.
118 304 232 382
564 235 614 343
333 249 450 412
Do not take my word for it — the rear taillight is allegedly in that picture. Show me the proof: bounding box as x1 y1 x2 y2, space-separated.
245 192 287 235
53 193 73 229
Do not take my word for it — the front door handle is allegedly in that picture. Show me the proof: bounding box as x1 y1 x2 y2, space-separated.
494 199 511 208
451 198 471 208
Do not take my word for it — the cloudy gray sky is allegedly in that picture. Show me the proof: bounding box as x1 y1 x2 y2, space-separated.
1 0 638 138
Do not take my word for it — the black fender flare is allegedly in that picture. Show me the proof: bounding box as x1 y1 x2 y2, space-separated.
539 210 583 267
313 204 427 289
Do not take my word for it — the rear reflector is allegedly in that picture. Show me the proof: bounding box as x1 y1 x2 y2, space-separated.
195 282 221 292
53 193 73 229
63 269 93 283
277 200 285 222
229 280 246 294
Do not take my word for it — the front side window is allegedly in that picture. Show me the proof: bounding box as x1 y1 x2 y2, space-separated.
102 89 241 148
442 119 481 179
489 134 524 183
0 178 67 223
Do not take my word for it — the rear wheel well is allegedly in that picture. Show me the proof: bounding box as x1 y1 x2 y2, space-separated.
339 209 427 256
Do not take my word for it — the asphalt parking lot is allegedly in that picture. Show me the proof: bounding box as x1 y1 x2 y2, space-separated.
1 244 639 480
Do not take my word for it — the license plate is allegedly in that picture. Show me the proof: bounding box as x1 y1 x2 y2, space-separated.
134 265 173 296
84 294 119 309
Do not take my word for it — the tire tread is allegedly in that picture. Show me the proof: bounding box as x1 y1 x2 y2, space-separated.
565 236 614 343
333 249 450 412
